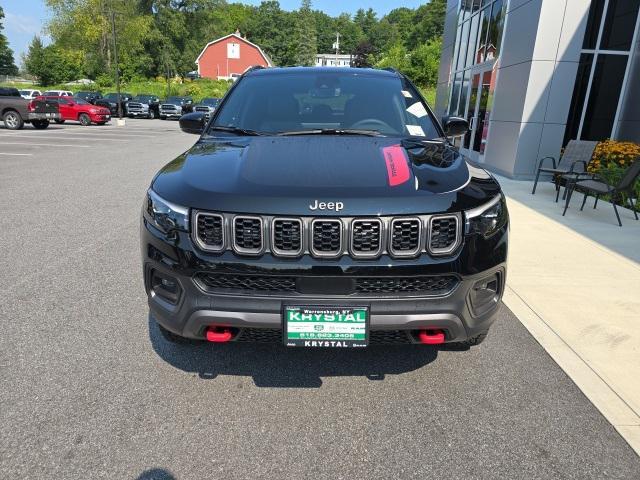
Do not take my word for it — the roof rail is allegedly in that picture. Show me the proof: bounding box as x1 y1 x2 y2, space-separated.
245 65 266 74
381 67 400 75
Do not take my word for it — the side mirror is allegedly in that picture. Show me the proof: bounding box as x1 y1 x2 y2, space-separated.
442 116 469 138
179 112 205 135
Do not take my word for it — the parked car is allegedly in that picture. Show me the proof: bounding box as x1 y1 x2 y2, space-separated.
75 91 104 104
186 71 201 80
159 96 193 120
193 97 219 119
41 95 111 126
1 87 60 129
97 92 133 116
142 67 509 348
19 89 42 99
126 94 160 119
43 90 74 97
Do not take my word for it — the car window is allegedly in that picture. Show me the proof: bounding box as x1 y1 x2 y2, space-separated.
58 98 68 104
75 99 89 105
212 71 441 138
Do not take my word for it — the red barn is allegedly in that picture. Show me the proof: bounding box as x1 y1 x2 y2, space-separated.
195 31 273 80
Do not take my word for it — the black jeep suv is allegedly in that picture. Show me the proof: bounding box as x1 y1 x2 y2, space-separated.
142 67 508 349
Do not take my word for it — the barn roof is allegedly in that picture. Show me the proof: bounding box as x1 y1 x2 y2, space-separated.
194 33 274 67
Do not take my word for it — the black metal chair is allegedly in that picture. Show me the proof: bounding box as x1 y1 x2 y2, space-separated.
563 158 640 226
531 140 598 201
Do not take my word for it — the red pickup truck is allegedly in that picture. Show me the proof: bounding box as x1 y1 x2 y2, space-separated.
41 95 111 126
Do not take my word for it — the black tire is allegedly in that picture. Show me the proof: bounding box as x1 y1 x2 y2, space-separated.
31 120 50 129
54 118 65 124
160 115 167 120
78 113 91 126
148 109 156 119
156 321 202 345
96 122 107 126
3 110 24 130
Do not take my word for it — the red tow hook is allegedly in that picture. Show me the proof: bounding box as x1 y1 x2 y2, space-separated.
418 329 446 345
205 326 233 343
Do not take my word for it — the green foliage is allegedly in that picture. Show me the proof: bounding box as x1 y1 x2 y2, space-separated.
0 6 19 75
23 0 446 89
0 77 232 103
375 37 442 92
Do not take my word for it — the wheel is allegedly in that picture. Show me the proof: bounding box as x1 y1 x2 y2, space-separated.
31 120 50 129
3 110 24 130
78 113 91 126
156 319 202 345
54 118 65 124
160 115 167 120
148 109 156 119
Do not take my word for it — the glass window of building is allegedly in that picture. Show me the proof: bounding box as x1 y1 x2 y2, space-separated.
565 0 640 143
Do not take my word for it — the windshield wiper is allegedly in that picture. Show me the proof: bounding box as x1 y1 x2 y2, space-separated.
208 125 266 136
277 128 384 137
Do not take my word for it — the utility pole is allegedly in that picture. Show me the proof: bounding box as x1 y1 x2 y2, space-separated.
109 9 122 120
333 32 340 66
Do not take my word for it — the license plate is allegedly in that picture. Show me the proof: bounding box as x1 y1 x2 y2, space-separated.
284 306 369 348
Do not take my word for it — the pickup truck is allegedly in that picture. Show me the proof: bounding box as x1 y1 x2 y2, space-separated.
0 87 61 129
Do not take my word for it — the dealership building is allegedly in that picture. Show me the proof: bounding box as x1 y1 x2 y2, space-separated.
435 0 640 178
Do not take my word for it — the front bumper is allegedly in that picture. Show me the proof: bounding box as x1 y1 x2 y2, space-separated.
142 217 508 344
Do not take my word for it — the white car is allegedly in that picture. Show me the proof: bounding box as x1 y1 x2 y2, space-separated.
42 90 74 97
19 89 42 99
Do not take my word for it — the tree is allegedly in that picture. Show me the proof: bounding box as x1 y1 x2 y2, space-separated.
0 6 19 75
351 41 375 68
407 0 446 49
291 0 317 66
24 36 46 81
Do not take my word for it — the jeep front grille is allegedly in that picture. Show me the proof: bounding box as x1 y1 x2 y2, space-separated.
389 218 421 257
272 218 303 256
192 211 461 259
194 272 458 297
195 213 224 252
311 220 342 257
233 216 263 254
429 216 460 255
351 219 382 257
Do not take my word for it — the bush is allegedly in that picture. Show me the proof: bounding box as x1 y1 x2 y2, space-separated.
589 140 640 202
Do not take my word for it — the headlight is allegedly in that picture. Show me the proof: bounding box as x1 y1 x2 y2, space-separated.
144 189 189 233
465 194 508 237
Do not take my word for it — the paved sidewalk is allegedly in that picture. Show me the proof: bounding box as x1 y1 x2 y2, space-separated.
498 175 640 455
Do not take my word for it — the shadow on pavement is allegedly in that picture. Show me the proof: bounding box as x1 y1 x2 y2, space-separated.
135 469 176 480
148 314 438 388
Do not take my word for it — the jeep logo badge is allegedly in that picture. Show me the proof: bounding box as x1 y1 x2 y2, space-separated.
309 200 344 212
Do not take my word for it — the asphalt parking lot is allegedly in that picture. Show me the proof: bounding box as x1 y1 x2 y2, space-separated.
1 119 639 479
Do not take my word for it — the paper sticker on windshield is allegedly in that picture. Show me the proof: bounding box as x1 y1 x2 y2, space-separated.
401 90 413 98
407 102 428 118
406 125 425 137
382 145 410 187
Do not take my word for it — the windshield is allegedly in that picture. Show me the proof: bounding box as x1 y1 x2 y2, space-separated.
211 71 441 138
134 95 153 102
74 98 90 105
202 98 219 105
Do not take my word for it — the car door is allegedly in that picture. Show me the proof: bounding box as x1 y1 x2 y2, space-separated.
56 97 73 120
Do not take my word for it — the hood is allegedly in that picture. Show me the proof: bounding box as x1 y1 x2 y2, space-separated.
151 136 501 216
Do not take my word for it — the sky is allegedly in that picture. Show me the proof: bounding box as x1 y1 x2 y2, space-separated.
2 0 428 67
